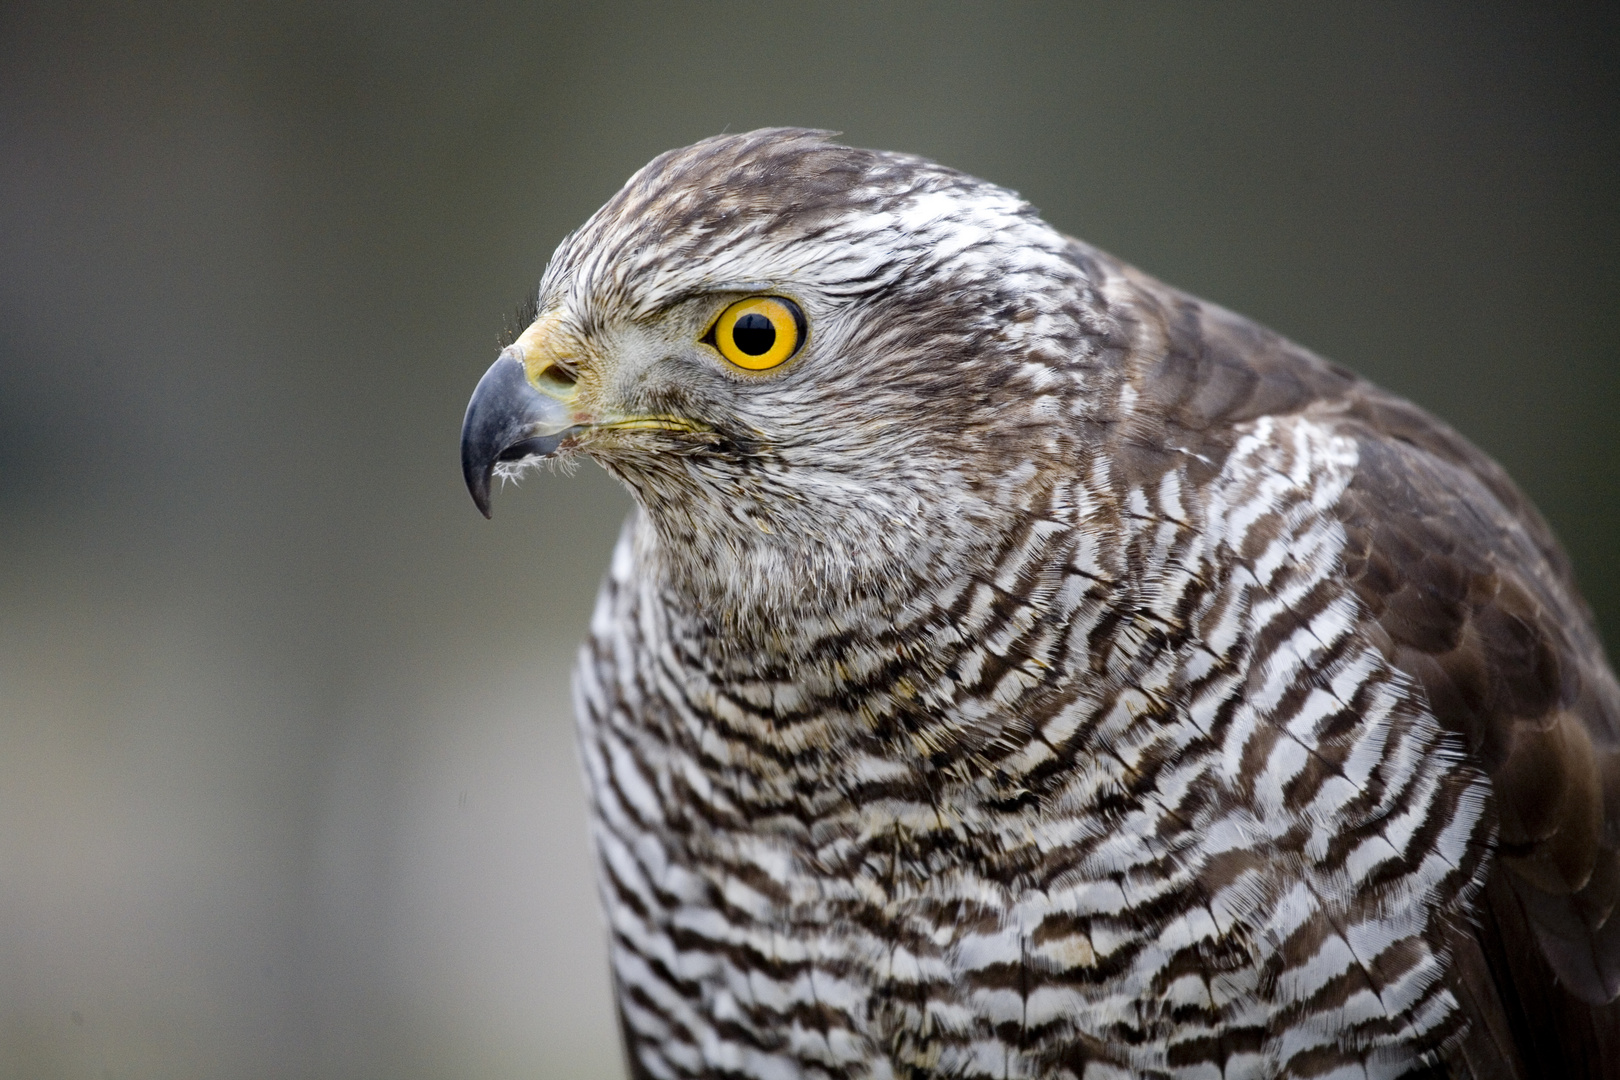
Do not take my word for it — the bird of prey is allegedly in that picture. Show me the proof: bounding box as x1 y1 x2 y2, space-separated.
460 129 1620 1079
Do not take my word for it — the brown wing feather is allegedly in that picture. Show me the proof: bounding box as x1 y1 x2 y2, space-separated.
1326 392 1620 978
1324 399 1620 1076
1098 252 1620 1075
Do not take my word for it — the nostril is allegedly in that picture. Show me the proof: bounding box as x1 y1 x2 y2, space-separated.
535 362 579 395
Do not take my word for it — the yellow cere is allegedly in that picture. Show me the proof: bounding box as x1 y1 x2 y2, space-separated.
711 296 804 371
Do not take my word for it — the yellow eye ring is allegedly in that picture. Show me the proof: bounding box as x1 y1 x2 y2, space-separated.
705 296 806 371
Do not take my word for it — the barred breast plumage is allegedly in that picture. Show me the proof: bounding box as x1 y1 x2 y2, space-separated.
459 129 1620 1079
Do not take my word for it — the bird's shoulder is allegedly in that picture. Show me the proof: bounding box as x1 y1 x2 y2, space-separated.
1090 246 1620 1073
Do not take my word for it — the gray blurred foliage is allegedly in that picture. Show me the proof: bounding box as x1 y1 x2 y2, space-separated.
0 3 1615 1078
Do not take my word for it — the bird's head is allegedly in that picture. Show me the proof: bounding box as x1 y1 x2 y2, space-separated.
461 129 1107 618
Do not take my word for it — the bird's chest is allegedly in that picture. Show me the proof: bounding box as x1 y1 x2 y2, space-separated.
579 418 1480 1076
587 627 1271 1077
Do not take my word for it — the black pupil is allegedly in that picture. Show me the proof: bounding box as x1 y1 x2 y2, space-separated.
732 312 777 355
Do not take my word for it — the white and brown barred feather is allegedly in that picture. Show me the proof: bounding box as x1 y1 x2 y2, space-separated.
510 130 1620 1078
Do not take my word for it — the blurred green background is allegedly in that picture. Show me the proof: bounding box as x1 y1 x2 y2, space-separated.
1 3 1615 1078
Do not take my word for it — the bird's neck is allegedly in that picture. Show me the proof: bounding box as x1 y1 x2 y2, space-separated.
628 493 1011 668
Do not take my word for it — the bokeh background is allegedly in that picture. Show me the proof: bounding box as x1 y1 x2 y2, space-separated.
1 3 1616 1078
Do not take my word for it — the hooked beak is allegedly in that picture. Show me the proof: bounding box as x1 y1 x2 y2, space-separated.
459 316 579 518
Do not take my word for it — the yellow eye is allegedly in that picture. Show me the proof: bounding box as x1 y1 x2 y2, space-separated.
706 296 805 371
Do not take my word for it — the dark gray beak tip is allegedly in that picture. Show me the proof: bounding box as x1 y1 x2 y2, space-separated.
459 352 570 519
465 459 495 519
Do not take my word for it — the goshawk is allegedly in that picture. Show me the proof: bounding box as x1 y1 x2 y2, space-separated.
461 129 1620 1079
